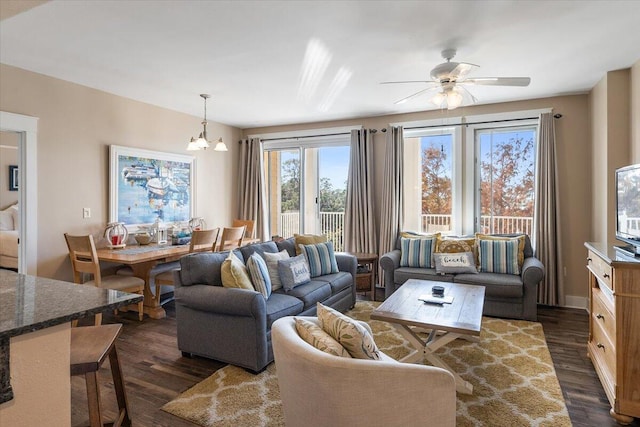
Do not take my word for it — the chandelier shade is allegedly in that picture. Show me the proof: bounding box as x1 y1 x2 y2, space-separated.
187 94 228 152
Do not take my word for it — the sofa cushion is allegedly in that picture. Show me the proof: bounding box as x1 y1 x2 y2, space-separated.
239 240 279 261
265 293 304 328
400 236 438 268
275 280 332 310
317 303 380 360
299 241 339 277
295 317 352 358
278 254 311 291
477 238 520 275
221 251 254 290
179 250 243 286
394 267 454 285
454 272 524 298
293 233 327 254
264 250 290 291
246 253 272 298
312 271 352 294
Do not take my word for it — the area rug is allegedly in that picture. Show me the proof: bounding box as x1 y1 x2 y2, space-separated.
162 301 571 427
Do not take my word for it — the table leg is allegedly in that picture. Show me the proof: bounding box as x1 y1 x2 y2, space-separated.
392 324 474 394
120 262 166 319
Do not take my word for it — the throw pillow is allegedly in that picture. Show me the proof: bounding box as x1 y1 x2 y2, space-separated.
475 233 526 267
399 231 440 240
0 209 13 231
317 302 381 360
293 233 327 254
220 251 254 290
278 254 311 291
435 236 476 254
299 241 339 277
294 317 352 358
433 252 478 275
264 250 290 291
246 253 272 298
478 238 521 275
400 236 438 268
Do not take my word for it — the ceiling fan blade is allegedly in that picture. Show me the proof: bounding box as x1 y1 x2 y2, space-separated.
380 80 435 85
394 87 437 105
449 62 479 81
462 77 531 87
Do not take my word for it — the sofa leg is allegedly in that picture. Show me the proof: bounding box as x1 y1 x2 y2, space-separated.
244 366 267 375
181 351 192 358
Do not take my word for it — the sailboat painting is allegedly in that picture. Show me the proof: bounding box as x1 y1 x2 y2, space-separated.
109 145 195 228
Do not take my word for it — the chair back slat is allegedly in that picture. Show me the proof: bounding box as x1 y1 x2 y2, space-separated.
189 228 220 252
232 219 255 239
64 233 102 286
218 226 245 251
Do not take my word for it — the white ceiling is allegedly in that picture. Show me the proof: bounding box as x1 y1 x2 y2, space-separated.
1 1 639 129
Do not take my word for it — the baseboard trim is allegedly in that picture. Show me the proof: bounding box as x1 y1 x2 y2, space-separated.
563 295 588 311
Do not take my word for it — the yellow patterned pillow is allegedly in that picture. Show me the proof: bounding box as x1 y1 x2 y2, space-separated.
221 251 254 290
295 318 352 358
435 236 476 253
293 234 328 254
475 233 526 267
317 303 381 360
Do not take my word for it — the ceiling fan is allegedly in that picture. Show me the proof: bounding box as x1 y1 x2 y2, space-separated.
381 49 531 110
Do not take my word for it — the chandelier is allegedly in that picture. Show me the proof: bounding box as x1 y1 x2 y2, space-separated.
187 94 228 151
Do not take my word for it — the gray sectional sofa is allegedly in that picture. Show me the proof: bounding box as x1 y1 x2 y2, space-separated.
173 238 357 372
380 234 544 321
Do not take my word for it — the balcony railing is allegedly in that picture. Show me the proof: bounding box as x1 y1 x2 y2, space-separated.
279 212 535 252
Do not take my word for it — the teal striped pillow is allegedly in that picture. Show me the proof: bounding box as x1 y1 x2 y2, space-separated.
246 253 272 298
400 237 437 268
478 239 520 275
299 241 339 277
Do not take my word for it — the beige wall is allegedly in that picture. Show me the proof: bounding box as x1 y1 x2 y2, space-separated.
0 64 241 281
589 69 632 247
245 95 592 304
0 131 19 208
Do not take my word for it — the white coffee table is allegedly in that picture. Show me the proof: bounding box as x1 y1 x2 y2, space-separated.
371 279 485 394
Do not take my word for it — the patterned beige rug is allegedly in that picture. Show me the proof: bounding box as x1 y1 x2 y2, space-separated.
162 301 572 427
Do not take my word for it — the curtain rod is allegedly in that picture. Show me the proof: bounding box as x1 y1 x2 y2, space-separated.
259 128 377 142
403 114 562 131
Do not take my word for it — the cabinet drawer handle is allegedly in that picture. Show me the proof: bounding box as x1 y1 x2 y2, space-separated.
587 257 592 263
596 313 605 320
597 343 605 350
603 273 610 279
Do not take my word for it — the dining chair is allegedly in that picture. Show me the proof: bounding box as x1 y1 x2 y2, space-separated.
232 219 256 240
217 225 246 251
153 227 220 305
64 233 145 322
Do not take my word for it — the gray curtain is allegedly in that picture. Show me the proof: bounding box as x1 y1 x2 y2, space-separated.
238 138 268 242
379 126 404 298
344 128 376 254
534 112 564 306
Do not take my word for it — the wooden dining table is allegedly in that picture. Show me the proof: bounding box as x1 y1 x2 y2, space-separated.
96 244 192 319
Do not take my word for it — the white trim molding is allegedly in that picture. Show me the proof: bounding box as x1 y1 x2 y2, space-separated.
0 111 39 275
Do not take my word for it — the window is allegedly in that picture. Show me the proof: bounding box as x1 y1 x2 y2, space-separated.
262 131 351 250
402 111 542 236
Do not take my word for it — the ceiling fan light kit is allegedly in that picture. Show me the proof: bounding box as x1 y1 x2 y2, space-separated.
187 94 228 152
382 49 531 110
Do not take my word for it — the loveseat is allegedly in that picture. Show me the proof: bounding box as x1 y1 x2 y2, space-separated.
173 238 357 372
380 233 544 321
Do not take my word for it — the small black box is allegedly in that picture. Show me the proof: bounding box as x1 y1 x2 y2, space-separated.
432 285 445 297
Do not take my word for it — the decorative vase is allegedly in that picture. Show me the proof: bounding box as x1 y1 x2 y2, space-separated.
189 217 206 231
104 222 128 249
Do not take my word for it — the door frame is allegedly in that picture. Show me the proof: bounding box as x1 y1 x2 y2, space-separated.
0 111 38 275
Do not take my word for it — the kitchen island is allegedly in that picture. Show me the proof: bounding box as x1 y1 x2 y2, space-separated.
0 269 142 426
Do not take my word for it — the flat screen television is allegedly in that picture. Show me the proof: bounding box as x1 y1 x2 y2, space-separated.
616 163 640 256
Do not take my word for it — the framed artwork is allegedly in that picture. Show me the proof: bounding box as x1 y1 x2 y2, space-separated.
109 145 195 229
8 165 18 191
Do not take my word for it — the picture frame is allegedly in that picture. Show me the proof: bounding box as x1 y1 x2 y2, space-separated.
8 165 18 191
109 145 196 230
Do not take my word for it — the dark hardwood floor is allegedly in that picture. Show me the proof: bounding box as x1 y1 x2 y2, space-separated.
70 295 639 427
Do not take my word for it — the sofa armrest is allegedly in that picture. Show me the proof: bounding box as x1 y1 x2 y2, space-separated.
379 249 401 289
521 256 545 286
335 253 357 278
174 284 265 317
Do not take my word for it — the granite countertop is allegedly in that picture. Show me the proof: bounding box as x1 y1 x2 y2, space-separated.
0 269 143 339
